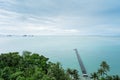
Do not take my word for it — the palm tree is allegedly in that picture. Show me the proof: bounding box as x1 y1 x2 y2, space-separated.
97 61 110 80
100 61 110 73
97 68 104 77
72 69 80 80
66 68 80 80
106 75 113 80
112 75 120 80
67 68 74 79
100 61 109 77
91 72 98 80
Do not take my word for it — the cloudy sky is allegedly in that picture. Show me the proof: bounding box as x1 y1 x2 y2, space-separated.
0 0 120 35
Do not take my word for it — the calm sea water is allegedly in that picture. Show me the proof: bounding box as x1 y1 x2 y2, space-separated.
0 36 120 75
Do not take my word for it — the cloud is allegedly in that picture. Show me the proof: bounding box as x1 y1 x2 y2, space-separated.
0 8 80 35
0 0 120 35
0 0 16 4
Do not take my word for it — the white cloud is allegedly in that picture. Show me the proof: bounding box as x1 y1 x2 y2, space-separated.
0 8 80 35
0 0 17 4
0 0 120 36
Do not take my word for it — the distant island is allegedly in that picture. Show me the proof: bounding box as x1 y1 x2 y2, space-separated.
0 34 120 37
0 34 34 37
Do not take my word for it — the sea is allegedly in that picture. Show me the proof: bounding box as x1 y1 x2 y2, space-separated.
0 36 120 75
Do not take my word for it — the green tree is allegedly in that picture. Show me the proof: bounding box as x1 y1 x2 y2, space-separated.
67 68 80 80
112 75 120 80
98 61 110 79
90 72 98 80
100 61 110 74
91 61 118 80
106 75 113 80
47 62 69 80
0 51 79 80
97 68 104 77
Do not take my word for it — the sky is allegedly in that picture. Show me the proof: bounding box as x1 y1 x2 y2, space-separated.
0 0 120 35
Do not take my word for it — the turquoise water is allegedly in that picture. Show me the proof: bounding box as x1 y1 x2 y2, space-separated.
0 36 120 75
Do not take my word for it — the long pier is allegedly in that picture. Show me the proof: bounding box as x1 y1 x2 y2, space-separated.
74 49 88 77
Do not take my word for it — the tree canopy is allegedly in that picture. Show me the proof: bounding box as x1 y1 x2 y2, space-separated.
0 51 80 80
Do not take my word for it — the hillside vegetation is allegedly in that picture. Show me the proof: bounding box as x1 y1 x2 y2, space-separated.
0 51 79 80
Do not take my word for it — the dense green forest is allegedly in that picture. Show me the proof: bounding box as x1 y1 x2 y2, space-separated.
0 51 119 80
0 51 80 80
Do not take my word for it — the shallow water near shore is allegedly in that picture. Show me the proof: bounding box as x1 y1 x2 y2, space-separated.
0 36 120 75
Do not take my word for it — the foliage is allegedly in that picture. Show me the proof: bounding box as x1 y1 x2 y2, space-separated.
91 61 120 80
0 51 80 80
66 68 80 80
